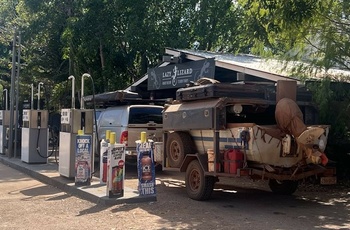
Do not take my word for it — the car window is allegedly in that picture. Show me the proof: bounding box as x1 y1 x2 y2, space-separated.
98 108 124 126
129 107 163 124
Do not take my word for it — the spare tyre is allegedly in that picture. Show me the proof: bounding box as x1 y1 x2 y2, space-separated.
268 179 298 195
166 132 195 168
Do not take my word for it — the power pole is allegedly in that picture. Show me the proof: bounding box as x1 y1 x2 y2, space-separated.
8 29 20 158
14 31 21 157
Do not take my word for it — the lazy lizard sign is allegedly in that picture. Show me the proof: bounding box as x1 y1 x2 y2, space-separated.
147 58 215 90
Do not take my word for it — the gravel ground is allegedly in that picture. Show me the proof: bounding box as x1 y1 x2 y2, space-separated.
0 162 349 230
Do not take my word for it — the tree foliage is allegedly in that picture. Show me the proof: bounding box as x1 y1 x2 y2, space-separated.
0 0 349 132
236 0 350 152
0 0 249 107
1 0 350 170
237 0 350 71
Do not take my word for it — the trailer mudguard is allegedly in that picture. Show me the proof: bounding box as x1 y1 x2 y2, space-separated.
180 153 208 172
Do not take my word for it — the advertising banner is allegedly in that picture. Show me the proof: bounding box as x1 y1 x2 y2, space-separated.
107 143 125 198
75 135 92 186
0 110 3 152
136 141 156 196
147 58 215 90
99 139 109 184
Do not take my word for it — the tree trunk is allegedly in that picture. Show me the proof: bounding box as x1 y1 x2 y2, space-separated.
99 40 107 92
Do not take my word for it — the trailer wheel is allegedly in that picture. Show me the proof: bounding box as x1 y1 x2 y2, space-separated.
185 160 215 201
268 179 298 195
166 132 194 168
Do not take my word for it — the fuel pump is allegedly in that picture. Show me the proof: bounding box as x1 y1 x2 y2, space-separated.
21 83 49 164
2 110 18 156
21 109 49 163
59 75 94 178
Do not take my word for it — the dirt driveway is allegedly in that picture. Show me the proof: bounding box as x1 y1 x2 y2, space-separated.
0 162 349 230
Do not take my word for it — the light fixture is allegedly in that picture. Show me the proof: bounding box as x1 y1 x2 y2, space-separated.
233 104 243 114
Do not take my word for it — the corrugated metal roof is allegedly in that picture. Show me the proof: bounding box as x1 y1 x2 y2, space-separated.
166 48 350 82
165 48 300 83
124 48 350 92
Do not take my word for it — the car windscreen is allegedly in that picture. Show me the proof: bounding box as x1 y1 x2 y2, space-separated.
95 110 102 120
128 107 163 124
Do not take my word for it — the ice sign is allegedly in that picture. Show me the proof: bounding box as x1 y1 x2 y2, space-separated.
22 110 30 122
60 109 71 124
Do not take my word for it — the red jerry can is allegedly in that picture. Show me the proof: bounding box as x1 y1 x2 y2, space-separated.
224 149 244 174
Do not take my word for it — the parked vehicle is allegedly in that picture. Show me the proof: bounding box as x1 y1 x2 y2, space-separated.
96 104 163 162
161 81 336 200
84 90 164 163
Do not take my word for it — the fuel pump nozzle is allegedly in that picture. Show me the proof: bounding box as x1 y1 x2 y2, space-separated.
37 83 43 131
80 73 91 110
68 75 75 109
30 84 34 110
37 82 44 110
3 89 8 110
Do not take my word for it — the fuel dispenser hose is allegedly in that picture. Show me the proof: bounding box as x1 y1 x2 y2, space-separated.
84 74 100 179
34 82 58 162
36 126 55 159
50 126 59 164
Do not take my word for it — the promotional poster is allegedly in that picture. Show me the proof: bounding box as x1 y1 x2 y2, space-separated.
99 139 109 184
75 135 92 186
136 141 156 196
107 143 125 198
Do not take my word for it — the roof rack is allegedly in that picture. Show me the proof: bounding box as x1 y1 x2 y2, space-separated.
83 90 167 108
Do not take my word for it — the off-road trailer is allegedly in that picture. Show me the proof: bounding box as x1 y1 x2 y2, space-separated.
161 84 335 201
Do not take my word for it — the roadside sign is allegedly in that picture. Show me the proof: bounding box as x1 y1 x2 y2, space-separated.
75 135 92 186
136 141 156 197
107 143 125 198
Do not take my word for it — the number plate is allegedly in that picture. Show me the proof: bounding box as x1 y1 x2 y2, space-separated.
320 176 337 185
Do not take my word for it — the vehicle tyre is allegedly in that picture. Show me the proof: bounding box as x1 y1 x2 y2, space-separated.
125 158 138 166
154 162 163 172
268 179 299 195
166 132 195 168
185 159 215 201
